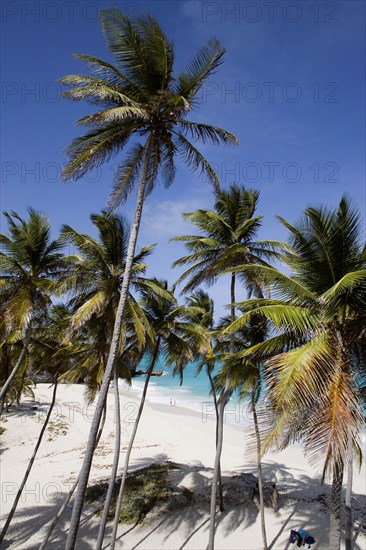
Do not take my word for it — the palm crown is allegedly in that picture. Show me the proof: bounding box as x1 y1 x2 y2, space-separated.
61 211 154 330
0 209 72 405
172 185 279 297
60 8 238 207
60 212 160 398
0 209 68 334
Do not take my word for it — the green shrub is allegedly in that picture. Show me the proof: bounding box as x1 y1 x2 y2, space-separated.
86 462 179 524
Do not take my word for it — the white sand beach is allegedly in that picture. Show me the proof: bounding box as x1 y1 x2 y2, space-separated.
0 383 365 549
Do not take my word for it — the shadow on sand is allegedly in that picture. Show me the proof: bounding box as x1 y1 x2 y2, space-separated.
1 454 365 549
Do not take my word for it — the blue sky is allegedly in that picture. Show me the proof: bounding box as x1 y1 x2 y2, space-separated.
1 0 365 318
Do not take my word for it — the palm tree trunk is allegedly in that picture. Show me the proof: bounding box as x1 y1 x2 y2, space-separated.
0 379 58 545
65 138 154 550
345 440 353 550
96 367 121 549
208 383 229 550
208 368 224 512
16 365 28 405
208 272 236 550
109 339 160 550
39 403 107 550
252 389 268 550
0 326 32 408
229 273 236 328
329 459 344 550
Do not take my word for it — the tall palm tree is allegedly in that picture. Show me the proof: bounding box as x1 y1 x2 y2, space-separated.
60 212 174 548
0 305 73 545
60 211 162 547
0 209 69 406
172 185 278 549
39 310 111 550
183 290 224 511
223 195 366 549
60 9 237 545
217 311 270 550
184 290 219 419
108 279 194 549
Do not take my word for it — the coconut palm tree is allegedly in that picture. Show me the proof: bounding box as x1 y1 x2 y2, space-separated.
0 209 69 407
37 305 112 550
184 290 219 424
60 8 237 545
182 290 224 511
0 305 74 545
172 185 279 549
107 279 194 549
217 311 270 550
60 212 174 548
223 195 366 549
60 211 163 547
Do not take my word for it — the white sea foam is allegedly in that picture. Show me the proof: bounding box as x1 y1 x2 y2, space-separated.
118 377 253 427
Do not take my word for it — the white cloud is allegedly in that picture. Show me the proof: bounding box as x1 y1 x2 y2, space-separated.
135 196 239 321
139 197 208 241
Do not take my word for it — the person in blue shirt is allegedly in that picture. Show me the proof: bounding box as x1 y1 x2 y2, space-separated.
289 528 316 547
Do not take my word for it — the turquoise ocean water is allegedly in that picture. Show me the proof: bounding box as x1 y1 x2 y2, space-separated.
118 356 366 444
119 354 251 426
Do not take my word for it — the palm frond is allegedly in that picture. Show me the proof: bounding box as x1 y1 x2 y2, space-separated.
322 269 366 302
224 303 319 335
71 291 106 329
107 142 145 211
71 53 131 87
175 39 225 101
226 264 317 303
305 368 363 480
62 123 136 181
59 74 136 106
174 132 220 192
178 120 238 146
100 9 174 93
265 331 333 410
77 106 148 127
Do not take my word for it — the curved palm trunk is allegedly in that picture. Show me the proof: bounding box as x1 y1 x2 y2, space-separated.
207 368 224 512
329 460 344 550
39 403 107 550
0 379 58 545
109 339 160 550
251 389 268 550
65 139 154 550
208 272 236 550
345 440 353 550
96 367 121 549
0 326 32 408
